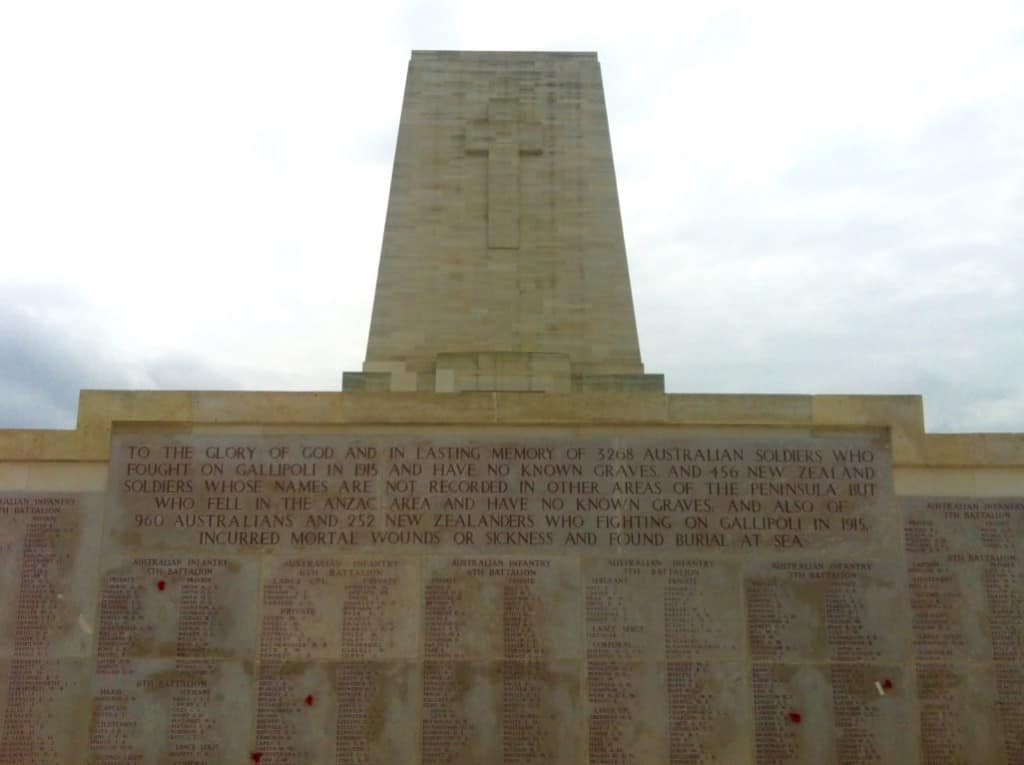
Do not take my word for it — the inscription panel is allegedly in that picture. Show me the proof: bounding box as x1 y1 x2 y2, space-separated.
0 659 91 764
96 555 259 659
904 497 1024 662
89 657 253 764
916 662 1007 764
586 660 668 763
751 663 914 764
424 556 580 660
244 659 422 764
108 432 893 556
0 494 102 658
743 560 907 663
904 497 1024 763
667 661 751 763
583 557 744 661
0 494 101 765
259 557 419 661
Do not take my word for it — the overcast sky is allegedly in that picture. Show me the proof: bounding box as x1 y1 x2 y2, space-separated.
1 0 1021 433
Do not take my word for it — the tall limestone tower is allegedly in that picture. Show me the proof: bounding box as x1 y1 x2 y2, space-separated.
345 51 662 393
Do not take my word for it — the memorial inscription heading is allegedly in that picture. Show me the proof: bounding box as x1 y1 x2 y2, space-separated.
110 431 892 555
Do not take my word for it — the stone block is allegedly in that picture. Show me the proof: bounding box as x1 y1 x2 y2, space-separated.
668 393 813 425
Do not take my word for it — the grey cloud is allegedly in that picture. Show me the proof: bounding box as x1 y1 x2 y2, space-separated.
646 313 1024 433
667 208 916 259
0 290 130 428
143 355 240 391
0 285 242 429
783 106 1015 195
905 372 1024 433
636 227 1024 433
632 95 1022 435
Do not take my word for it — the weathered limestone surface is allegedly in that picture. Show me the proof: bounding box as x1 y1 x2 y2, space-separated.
350 51 658 393
1 422 1022 763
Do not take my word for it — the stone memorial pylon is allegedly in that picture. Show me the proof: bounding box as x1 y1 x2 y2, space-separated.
344 51 663 394
1 49 1023 765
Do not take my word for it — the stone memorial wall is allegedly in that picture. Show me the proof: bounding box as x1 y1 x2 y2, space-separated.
1 427 1022 763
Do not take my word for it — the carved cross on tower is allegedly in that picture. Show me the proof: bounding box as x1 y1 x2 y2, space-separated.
466 98 543 249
